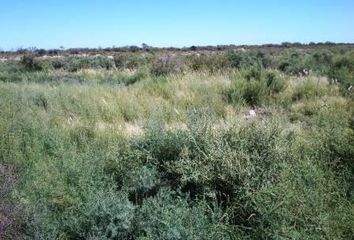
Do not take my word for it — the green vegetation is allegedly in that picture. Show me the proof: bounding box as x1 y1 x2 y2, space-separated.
0 44 353 239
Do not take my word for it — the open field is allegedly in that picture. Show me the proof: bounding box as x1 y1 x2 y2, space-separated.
1 44 354 239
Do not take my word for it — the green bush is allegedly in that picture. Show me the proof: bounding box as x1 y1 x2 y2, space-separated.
292 79 326 101
244 66 262 81
265 70 287 94
20 54 43 71
68 191 136 239
186 53 229 73
328 51 354 90
277 51 308 75
225 70 286 106
313 105 354 175
151 55 185 76
242 79 263 105
227 51 261 69
308 50 333 74
135 189 231 240
113 52 154 70
67 56 115 72
100 69 149 86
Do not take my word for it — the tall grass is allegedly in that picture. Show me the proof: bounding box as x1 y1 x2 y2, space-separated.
1 46 354 239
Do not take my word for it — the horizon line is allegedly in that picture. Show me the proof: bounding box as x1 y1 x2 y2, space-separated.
2 41 354 52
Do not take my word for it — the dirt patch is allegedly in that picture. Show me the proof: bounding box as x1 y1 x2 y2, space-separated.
125 123 144 137
0 164 22 239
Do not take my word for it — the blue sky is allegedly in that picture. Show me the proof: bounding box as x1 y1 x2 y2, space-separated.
0 0 353 50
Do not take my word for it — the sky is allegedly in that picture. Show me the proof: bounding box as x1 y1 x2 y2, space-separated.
0 0 353 50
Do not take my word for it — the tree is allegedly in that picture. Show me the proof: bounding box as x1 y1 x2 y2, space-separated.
142 43 152 50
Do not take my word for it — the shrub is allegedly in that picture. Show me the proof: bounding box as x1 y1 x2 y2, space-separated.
67 56 115 72
244 66 262 81
328 51 354 90
135 189 231 240
227 51 262 69
100 69 149 86
113 53 154 70
225 76 263 106
186 53 229 73
313 105 354 174
114 53 141 70
277 51 308 75
0 164 23 240
0 61 24 82
137 120 189 165
265 70 287 94
308 50 333 74
37 60 55 71
227 70 287 106
151 55 185 76
292 79 326 101
48 58 66 70
20 54 43 71
242 79 263 105
68 191 136 239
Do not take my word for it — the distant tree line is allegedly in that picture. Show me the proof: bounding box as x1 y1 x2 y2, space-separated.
1 42 353 57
